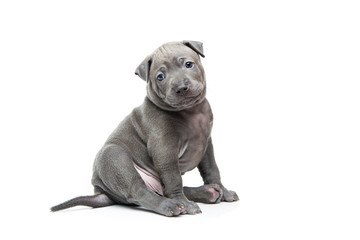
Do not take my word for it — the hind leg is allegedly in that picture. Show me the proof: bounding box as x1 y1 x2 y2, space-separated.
93 144 185 216
183 184 224 204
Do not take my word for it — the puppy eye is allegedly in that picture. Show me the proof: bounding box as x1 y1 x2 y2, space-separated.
157 73 165 81
185 61 194 68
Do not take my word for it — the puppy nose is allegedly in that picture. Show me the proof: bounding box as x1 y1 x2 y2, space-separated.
175 85 189 96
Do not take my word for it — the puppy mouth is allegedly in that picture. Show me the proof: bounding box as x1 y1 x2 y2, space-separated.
166 91 204 108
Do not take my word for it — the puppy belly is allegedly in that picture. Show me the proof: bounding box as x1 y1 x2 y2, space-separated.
133 163 163 196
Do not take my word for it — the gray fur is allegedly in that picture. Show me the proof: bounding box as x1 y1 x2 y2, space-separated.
51 41 238 216
50 194 114 211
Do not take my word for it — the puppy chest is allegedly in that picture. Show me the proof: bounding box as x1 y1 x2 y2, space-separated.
177 113 212 174
178 140 208 174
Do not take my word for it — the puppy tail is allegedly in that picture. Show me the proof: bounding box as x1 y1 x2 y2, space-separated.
50 193 114 212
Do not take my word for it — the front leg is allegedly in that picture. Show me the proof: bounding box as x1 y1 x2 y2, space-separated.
196 138 239 202
183 184 223 203
148 135 202 214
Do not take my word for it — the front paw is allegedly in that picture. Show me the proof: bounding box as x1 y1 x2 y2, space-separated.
184 184 223 204
221 188 239 202
173 197 202 215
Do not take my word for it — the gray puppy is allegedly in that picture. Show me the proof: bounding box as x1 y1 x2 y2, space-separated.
51 41 238 216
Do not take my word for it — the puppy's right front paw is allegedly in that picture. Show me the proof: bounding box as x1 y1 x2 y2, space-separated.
154 197 202 216
172 197 202 215
184 201 202 215
157 199 186 217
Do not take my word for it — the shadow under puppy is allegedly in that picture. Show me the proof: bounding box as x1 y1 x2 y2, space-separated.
51 40 238 216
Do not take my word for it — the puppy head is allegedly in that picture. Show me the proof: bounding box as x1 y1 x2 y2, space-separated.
135 41 206 111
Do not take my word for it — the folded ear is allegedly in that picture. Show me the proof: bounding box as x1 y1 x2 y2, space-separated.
183 40 205 58
135 56 152 82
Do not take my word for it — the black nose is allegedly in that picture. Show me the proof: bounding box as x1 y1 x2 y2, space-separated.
175 85 189 96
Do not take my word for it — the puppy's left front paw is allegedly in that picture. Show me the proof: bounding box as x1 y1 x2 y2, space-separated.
221 188 239 202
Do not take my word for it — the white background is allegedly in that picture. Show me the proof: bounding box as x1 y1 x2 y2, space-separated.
1 0 359 239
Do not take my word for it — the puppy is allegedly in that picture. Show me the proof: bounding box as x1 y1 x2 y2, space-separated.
51 41 238 216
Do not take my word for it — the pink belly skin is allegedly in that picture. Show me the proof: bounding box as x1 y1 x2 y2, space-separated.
133 163 163 196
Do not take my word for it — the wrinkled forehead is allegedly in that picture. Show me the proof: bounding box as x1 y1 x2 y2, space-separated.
151 42 199 67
